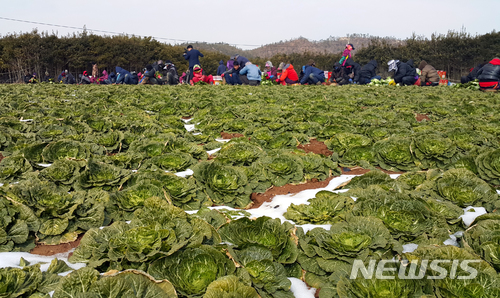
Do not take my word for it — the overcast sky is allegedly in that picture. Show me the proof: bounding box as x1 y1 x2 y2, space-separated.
0 0 498 50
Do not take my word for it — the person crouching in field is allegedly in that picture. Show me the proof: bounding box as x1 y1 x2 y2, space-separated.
190 64 213 85
239 62 262 86
263 61 277 81
276 62 299 85
358 60 381 85
222 61 242 85
299 60 325 85
461 62 485 84
418 60 439 86
329 62 349 85
477 58 500 91
388 60 417 86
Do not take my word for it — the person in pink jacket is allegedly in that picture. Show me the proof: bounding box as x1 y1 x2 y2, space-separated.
339 44 355 66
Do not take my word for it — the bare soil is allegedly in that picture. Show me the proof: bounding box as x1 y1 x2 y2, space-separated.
220 132 245 139
341 166 404 175
181 116 192 120
416 113 431 122
297 139 334 156
250 176 336 209
30 234 83 256
0 153 3 162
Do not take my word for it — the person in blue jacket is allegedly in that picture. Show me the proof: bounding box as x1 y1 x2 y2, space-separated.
299 60 325 85
234 54 250 68
115 66 136 84
217 60 226 76
183 45 204 81
57 71 65 83
239 62 262 86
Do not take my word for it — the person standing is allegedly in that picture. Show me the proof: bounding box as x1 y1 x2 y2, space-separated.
183 45 204 81
339 44 355 66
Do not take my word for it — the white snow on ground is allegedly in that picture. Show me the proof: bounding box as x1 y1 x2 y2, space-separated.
175 169 194 178
402 244 419 253
460 206 487 227
206 147 221 155
37 163 52 167
184 124 196 132
289 278 316 298
215 138 231 143
0 251 86 276
192 132 202 136
181 118 193 123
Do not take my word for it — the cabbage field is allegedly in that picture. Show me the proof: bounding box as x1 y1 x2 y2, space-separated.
1 84 500 297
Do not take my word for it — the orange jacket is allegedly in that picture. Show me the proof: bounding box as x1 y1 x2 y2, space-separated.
279 64 299 82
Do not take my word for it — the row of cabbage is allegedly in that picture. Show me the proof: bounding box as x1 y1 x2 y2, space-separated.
4 167 500 297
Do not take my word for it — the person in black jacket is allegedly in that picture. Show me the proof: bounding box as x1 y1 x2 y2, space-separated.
141 65 159 85
43 72 52 83
222 61 242 85
388 60 417 85
63 70 76 84
344 58 361 84
163 60 179 85
461 62 486 83
329 62 349 85
183 45 203 82
358 60 381 85
477 58 500 90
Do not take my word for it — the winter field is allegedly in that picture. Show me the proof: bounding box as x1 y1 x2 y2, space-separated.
1 84 500 297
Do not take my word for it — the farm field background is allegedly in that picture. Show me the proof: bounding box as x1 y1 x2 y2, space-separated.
2 84 500 297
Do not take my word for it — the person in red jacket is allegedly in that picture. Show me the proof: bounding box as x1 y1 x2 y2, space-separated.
276 63 299 85
190 64 213 86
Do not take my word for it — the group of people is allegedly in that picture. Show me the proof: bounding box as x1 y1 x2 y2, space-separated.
22 43 500 91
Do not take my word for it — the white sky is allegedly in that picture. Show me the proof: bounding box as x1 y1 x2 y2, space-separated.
0 0 498 50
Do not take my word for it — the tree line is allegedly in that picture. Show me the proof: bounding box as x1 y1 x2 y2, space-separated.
0 30 498 83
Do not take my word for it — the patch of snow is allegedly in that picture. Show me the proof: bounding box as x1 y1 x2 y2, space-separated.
0 251 86 272
389 174 401 179
175 169 194 178
192 132 202 136
184 124 195 132
460 206 487 227
0 183 3 187
215 138 231 143
206 148 221 155
181 118 193 123
37 163 52 168
131 170 138 173
20 119 34 122
444 234 460 247
402 243 419 253
289 278 316 298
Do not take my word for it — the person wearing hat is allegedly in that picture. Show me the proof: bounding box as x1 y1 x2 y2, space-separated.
388 60 417 86
477 58 500 91
263 61 277 80
276 62 299 85
163 60 179 85
227 56 235 70
80 71 91 84
343 58 362 84
43 71 52 83
418 60 439 86
329 62 349 85
183 45 204 82
299 60 325 85
190 64 213 86
339 44 355 66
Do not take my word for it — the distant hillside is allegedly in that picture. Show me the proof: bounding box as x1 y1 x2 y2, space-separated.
185 34 403 58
